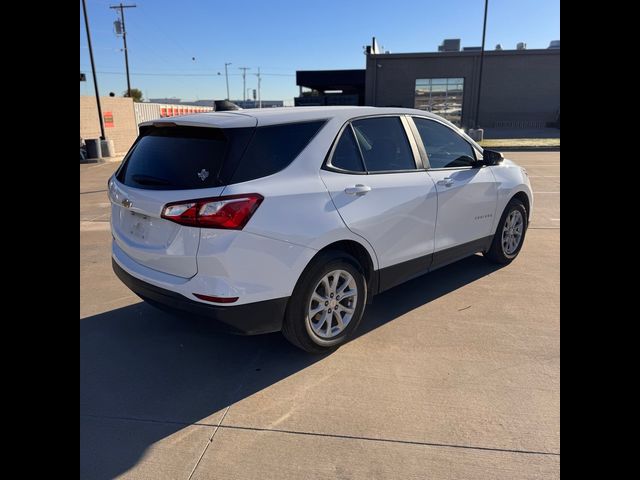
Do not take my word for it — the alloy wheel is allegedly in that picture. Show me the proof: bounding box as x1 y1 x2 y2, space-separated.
502 210 524 256
307 269 358 339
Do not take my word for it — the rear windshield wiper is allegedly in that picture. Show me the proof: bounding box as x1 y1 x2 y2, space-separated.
131 174 171 186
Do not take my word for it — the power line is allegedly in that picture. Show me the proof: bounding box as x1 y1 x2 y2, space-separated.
124 16 174 65
90 71 294 77
136 6 193 58
80 68 294 77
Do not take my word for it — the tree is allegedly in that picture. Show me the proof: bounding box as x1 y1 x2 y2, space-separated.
123 88 143 102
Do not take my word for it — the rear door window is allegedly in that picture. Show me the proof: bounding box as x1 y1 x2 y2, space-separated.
117 125 253 190
230 120 326 183
351 117 417 172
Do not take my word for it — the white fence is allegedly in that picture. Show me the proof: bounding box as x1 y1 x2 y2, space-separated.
133 102 214 128
494 120 547 128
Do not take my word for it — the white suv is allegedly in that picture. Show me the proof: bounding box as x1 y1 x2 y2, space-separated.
109 107 532 353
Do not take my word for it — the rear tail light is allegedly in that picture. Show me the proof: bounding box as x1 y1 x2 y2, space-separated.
161 193 263 229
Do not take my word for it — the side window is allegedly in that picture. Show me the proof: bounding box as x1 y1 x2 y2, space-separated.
231 120 326 183
330 127 365 172
351 117 416 172
412 117 476 169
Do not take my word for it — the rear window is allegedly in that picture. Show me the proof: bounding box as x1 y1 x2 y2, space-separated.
117 120 326 190
117 125 253 190
230 120 326 183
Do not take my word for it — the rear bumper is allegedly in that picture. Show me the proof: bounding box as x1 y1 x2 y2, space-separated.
113 260 287 335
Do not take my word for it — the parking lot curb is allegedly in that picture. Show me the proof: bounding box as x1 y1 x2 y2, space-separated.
80 155 125 164
490 146 560 152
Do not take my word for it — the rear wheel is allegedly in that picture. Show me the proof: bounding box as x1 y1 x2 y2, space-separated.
282 251 367 353
484 198 528 264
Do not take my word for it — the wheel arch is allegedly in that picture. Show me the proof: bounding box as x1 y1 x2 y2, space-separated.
304 239 379 301
510 190 532 221
493 187 533 231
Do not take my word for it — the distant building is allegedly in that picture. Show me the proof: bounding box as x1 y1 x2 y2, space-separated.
365 38 560 128
295 39 560 129
148 98 182 104
231 100 284 109
295 70 365 107
188 100 214 107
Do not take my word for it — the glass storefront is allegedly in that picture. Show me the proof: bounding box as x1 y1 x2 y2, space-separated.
414 78 464 126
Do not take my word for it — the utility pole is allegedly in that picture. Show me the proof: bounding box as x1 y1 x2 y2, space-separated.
239 67 251 102
474 0 489 129
110 3 137 99
224 62 232 100
81 0 105 140
256 67 262 108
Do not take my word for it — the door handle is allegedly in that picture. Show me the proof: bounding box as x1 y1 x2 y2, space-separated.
344 184 372 196
437 177 454 187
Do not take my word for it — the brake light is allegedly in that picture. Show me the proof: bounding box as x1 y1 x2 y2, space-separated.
161 193 263 229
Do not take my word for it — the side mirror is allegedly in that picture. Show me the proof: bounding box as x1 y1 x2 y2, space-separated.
482 149 504 166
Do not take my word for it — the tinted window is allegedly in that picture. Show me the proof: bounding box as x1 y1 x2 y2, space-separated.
413 117 476 168
117 125 253 190
231 120 326 183
330 127 365 172
351 117 416 172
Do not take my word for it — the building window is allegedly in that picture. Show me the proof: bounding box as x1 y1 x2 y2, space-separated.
414 78 464 126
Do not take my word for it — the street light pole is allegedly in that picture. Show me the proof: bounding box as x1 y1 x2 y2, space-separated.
81 0 105 140
256 67 262 108
474 0 489 129
224 62 231 100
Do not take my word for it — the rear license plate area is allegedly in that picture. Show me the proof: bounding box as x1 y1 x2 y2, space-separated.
126 211 150 241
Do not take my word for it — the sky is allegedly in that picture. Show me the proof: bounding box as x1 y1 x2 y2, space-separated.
80 0 559 104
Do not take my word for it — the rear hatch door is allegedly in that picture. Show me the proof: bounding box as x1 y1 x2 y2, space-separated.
110 115 256 278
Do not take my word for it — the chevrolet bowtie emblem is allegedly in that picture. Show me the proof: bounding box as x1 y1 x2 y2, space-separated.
198 169 210 181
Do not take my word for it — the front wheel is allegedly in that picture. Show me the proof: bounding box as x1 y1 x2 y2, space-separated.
484 198 528 264
282 251 367 354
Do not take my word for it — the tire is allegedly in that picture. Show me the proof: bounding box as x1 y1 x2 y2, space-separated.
282 250 367 354
484 198 528 264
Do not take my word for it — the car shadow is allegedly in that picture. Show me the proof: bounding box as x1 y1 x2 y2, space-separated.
80 254 503 479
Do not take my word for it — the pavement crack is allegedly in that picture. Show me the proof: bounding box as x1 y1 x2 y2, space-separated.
186 406 231 480
186 345 268 480
214 424 560 457
80 189 108 195
79 414 559 459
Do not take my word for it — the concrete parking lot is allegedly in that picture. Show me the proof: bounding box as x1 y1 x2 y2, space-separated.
80 152 560 479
